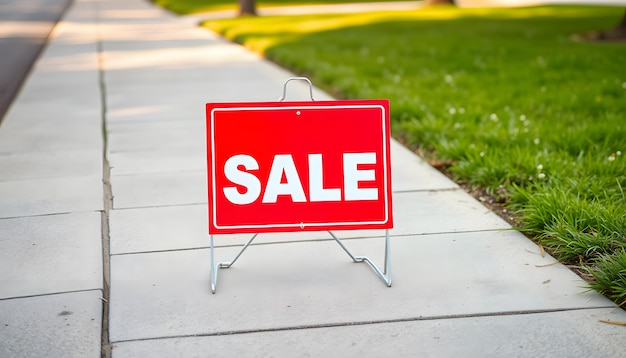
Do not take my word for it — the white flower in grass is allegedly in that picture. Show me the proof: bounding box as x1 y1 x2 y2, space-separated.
536 164 545 179
617 151 622 156
449 107 457 115
533 138 540 145
622 82 626 89
479 151 485 157
459 107 466 114
608 153 616 161
444 74 454 84
519 114 527 122
490 113 498 122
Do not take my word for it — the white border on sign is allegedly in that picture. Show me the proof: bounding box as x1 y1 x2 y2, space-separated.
210 104 390 231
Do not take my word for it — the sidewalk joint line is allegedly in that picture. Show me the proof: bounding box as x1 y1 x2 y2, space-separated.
108 228 514 257
95 2 112 356
0 289 104 302
0 210 101 221
112 202 208 211
109 306 619 344
109 203 206 212
392 187 461 194
110 169 206 177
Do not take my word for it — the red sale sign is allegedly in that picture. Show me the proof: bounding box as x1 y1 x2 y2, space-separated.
206 100 393 234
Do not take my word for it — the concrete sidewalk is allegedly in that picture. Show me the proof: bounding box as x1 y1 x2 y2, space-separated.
1 0 625 356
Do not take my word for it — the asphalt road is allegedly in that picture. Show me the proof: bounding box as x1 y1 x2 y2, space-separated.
0 0 70 123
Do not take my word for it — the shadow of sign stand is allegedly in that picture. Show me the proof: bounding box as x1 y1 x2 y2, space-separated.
206 77 393 293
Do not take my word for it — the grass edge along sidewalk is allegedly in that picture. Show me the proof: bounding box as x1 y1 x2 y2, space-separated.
150 0 414 15
158 2 626 307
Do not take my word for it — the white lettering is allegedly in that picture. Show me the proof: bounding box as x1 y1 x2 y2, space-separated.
308 154 341 202
343 152 378 201
222 152 379 205
262 154 306 203
223 155 261 205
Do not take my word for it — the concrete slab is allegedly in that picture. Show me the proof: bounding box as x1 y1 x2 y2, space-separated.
100 21 333 120
107 120 204 154
101 40 259 74
0 149 102 181
0 176 103 218
0 212 103 299
0 7 102 152
330 188 512 239
108 149 205 176
4 62 100 109
112 307 626 357
0 77 102 152
103 65 333 126
0 119 102 154
108 231 612 342
0 290 102 358
111 170 206 209
109 189 510 255
0 0 72 121
390 140 458 191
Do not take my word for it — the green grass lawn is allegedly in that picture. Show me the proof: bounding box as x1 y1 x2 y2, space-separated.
151 0 414 15
167 3 626 305
201 5 626 306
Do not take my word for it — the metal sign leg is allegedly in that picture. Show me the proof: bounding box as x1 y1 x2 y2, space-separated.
328 230 392 287
211 231 392 293
210 233 259 294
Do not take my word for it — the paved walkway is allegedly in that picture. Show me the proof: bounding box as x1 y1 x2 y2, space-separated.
1 0 625 356
0 0 71 122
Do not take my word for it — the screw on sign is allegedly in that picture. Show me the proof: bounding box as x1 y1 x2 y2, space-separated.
206 100 393 234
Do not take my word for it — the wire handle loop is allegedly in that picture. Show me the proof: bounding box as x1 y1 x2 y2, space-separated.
278 77 316 102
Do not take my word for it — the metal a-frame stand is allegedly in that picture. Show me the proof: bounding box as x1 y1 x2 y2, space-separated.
210 230 391 293
209 77 392 294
